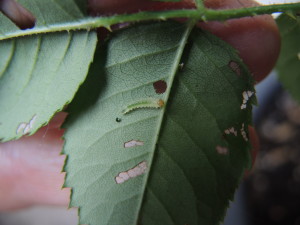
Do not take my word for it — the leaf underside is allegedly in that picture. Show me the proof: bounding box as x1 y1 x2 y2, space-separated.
276 13 300 102
0 0 97 141
63 21 255 225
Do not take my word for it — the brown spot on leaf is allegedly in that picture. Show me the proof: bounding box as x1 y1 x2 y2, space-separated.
153 80 167 94
229 60 241 76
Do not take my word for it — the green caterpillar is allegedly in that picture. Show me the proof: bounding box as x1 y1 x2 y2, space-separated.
122 98 165 114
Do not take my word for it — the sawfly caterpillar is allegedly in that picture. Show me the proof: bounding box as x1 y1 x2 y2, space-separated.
122 98 164 114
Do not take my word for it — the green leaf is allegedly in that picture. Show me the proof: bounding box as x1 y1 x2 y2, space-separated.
63 22 254 225
276 13 300 102
0 0 97 141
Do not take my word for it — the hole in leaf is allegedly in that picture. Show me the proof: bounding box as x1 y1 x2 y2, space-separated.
0 0 35 30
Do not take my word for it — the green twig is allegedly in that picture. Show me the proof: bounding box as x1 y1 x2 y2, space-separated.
1 3 300 40
205 3 300 20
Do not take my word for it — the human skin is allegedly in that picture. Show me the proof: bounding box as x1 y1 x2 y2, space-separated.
0 0 279 210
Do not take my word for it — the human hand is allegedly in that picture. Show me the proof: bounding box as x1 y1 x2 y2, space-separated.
0 0 279 211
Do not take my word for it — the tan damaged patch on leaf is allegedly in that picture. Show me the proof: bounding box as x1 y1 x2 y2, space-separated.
115 161 147 184
124 140 144 148
216 145 229 155
224 127 237 136
16 114 37 135
241 123 248 142
241 91 254 110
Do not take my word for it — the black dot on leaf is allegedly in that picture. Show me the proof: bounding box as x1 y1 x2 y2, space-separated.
116 118 122 122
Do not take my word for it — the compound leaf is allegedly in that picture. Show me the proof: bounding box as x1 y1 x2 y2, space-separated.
63 21 255 225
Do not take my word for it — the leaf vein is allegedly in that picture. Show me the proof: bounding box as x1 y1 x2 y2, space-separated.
0 40 15 78
106 46 178 69
146 187 177 225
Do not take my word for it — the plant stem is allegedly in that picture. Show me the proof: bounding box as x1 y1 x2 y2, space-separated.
205 3 300 21
1 3 300 40
95 3 300 25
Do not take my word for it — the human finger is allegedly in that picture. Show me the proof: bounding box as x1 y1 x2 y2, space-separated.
0 112 70 211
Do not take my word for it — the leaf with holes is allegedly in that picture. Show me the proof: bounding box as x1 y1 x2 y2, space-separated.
63 21 255 225
276 13 300 102
0 0 97 141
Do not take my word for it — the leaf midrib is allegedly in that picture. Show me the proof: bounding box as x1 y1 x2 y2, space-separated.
133 21 196 224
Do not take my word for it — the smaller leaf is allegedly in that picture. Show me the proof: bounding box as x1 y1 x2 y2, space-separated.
0 31 97 141
0 0 98 142
276 13 300 101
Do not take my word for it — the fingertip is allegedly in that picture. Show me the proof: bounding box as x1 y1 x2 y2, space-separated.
48 112 68 129
200 0 281 82
0 0 35 29
199 15 280 82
